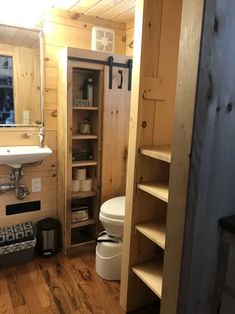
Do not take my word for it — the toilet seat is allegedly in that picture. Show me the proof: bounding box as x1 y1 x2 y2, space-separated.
99 196 125 237
100 196 125 220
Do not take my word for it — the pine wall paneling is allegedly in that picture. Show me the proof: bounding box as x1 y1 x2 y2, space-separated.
0 10 126 227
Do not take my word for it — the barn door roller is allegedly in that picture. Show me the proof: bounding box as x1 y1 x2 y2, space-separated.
68 56 133 91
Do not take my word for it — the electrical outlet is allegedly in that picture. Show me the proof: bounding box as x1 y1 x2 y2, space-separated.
23 110 30 124
32 178 41 193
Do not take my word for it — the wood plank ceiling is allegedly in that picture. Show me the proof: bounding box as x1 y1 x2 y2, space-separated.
0 25 39 48
52 0 136 24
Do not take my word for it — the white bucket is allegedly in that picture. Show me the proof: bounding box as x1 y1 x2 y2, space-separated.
96 234 123 281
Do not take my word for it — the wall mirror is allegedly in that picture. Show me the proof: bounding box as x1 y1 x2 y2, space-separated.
0 24 44 126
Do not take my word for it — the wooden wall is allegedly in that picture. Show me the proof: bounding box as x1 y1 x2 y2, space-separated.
126 22 134 56
0 10 126 227
178 0 235 313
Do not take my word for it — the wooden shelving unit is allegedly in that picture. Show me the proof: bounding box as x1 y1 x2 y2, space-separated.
136 219 166 249
57 48 103 256
120 0 189 313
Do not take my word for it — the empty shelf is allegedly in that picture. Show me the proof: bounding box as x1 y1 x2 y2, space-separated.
72 190 96 199
72 134 98 140
132 259 163 298
140 146 171 163
138 182 169 202
72 160 97 167
136 219 166 249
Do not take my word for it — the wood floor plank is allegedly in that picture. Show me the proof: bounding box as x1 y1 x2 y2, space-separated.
0 272 14 314
0 252 125 314
13 305 31 314
5 270 25 308
71 253 123 314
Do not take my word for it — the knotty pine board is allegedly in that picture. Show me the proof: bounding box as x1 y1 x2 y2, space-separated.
0 10 127 227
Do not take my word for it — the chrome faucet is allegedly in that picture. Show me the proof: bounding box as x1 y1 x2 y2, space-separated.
38 125 45 148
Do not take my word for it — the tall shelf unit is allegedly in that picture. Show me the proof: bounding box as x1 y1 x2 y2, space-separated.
120 0 204 313
57 48 103 256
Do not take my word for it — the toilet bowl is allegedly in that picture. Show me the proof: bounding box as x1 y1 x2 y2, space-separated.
99 196 125 238
96 196 125 280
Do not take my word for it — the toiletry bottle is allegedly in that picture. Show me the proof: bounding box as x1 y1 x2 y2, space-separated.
87 78 93 106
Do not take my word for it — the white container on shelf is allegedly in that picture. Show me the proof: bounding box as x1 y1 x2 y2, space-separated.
80 178 92 192
96 233 123 280
74 168 86 180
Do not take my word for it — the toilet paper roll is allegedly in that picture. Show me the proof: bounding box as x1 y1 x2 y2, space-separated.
80 178 92 192
72 180 80 192
74 168 86 180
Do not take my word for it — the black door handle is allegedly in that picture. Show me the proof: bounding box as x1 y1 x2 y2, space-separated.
118 70 123 89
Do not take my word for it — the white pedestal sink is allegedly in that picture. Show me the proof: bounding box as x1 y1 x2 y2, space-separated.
0 146 52 168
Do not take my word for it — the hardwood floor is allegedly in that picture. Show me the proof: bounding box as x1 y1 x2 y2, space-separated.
0 252 160 313
0 252 124 314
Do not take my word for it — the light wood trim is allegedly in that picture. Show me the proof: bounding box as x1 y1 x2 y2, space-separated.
72 106 98 110
72 190 96 199
72 134 98 140
160 1 205 313
138 182 169 203
132 259 163 299
140 146 171 163
67 47 130 65
142 77 168 101
71 219 96 229
136 219 166 249
72 161 97 167
120 0 156 310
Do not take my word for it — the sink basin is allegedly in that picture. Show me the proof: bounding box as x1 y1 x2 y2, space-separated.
0 146 52 168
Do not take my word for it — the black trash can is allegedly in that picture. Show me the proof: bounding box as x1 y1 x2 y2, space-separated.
36 218 61 257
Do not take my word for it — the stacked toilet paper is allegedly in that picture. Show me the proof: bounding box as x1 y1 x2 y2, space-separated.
72 168 92 192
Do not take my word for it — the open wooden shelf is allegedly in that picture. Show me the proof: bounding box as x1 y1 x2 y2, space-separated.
140 146 171 163
71 219 96 229
72 160 97 167
72 190 96 199
132 259 163 298
72 106 98 110
136 219 166 249
138 182 169 203
72 134 98 140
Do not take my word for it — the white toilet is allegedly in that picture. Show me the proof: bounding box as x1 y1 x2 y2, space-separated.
96 196 125 280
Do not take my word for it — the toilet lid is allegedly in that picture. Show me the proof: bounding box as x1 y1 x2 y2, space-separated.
100 196 125 220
